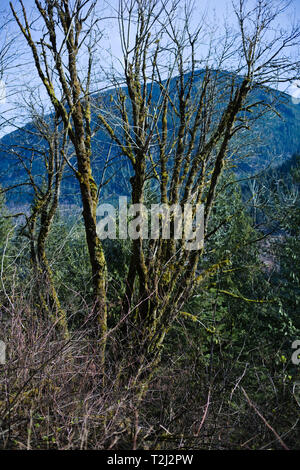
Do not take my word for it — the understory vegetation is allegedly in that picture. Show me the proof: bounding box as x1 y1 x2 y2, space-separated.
0 159 299 450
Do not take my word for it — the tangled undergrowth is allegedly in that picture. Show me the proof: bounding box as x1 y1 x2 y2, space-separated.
1 293 299 450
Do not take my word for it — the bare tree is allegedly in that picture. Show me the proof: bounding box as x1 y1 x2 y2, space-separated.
8 0 300 383
97 0 300 379
10 0 108 364
2 104 70 336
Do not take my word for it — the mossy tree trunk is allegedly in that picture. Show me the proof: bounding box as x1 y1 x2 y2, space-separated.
13 113 69 337
11 0 108 366
98 0 300 384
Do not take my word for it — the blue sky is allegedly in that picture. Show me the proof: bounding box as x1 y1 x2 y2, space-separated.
0 0 300 135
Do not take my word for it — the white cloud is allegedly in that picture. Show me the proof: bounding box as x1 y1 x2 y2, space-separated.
0 80 6 104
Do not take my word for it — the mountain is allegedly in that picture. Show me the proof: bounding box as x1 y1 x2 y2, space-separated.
1 71 300 208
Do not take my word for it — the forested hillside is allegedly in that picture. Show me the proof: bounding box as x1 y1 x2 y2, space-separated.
1 73 300 208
